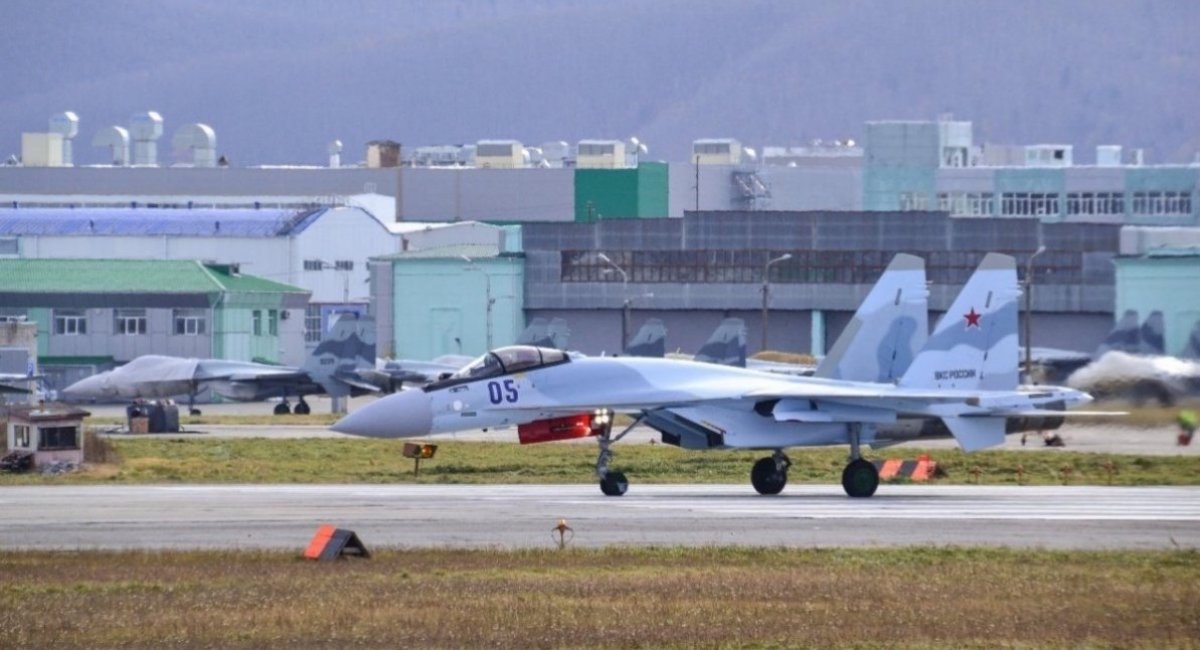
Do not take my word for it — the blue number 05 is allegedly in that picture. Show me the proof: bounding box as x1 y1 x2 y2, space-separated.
487 379 519 404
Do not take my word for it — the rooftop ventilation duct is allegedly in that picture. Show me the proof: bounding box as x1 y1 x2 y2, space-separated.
172 123 217 167
129 111 163 166
328 140 343 168
49 111 79 166
92 125 130 166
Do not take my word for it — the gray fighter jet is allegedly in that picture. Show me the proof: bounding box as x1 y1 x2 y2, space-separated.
335 254 1101 497
63 314 378 414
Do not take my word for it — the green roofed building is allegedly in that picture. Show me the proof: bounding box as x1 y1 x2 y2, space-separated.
0 259 310 391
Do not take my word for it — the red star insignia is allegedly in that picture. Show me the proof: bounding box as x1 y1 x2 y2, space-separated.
964 307 981 329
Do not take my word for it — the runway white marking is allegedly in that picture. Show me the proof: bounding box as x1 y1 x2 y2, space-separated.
2 484 1197 550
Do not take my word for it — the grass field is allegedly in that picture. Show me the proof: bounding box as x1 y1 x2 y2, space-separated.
1 547 1196 648
1 436 1198 486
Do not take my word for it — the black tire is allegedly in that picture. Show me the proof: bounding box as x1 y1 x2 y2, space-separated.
841 459 879 498
294 401 311 415
273 402 291 415
189 409 202 416
750 457 787 495
599 471 629 497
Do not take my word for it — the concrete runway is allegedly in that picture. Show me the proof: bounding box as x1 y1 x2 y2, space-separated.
2 484 1197 551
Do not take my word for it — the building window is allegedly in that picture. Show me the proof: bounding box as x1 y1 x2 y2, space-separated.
268 309 279 336
303 259 324 271
305 304 322 343
13 424 30 448
0 308 25 323
1131 190 1193 215
252 310 262 336
899 192 930 211
1000 192 1059 216
53 309 87 335
938 192 994 216
173 309 207 335
113 308 147 335
0 237 17 255
39 426 79 450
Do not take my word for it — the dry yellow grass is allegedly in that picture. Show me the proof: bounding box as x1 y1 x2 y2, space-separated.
0 547 1197 649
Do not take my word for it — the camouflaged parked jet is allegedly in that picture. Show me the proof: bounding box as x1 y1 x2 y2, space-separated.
64 314 378 414
334 254 1101 497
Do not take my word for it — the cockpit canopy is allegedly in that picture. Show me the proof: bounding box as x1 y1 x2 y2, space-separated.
441 346 569 384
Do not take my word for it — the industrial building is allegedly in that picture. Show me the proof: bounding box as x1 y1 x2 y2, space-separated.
0 206 509 353
370 244 525 360
4 110 1198 371
0 258 309 391
6 112 1196 225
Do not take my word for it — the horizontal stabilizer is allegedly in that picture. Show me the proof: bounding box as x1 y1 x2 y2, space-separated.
332 375 383 393
942 416 1005 452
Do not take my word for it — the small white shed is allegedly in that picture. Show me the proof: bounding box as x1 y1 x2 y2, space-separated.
6 406 91 468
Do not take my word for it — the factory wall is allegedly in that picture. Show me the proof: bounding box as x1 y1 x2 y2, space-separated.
390 256 525 359
397 168 575 222
1114 255 1200 355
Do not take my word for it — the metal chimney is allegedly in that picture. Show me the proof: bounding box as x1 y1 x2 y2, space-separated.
49 111 79 166
92 126 130 166
328 140 343 168
129 111 164 166
172 123 217 167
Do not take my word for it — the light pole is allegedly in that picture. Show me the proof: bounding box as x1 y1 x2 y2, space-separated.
761 253 792 352
1023 245 1046 383
597 253 630 349
461 255 493 350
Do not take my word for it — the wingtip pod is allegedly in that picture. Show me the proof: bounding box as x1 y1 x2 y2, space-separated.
900 253 1020 391
816 252 929 382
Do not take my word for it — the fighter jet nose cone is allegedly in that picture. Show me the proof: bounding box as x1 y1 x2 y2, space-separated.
332 389 434 438
62 374 101 398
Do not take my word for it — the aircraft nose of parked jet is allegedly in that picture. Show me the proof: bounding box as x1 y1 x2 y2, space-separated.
62 373 106 399
332 388 434 438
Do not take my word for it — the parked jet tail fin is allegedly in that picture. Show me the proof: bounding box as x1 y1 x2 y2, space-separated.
815 253 928 383
1140 311 1166 355
1182 320 1200 359
517 317 571 350
625 318 667 357
694 318 747 367
900 253 1021 391
1094 309 1141 358
304 312 377 396
942 416 1006 452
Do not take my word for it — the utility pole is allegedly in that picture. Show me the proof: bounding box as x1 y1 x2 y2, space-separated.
760 253 792 352
694 154 700 212
1023 245 1046 382
598 253 629 349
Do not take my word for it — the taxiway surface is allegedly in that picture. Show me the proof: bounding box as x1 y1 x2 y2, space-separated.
3 484 1197 551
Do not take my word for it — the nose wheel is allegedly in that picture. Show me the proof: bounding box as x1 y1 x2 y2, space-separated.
595 411 641 497
600 471 629 496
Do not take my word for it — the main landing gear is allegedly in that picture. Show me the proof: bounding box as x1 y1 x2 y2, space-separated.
841 422 879 498
746 425 879 498
273 395 311 415
596 411 641 497
750 450 791 495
